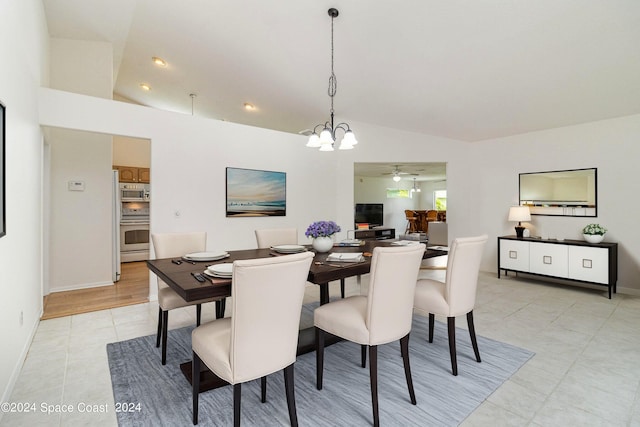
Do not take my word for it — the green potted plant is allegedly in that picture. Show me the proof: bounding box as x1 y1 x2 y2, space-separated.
582 223 607 244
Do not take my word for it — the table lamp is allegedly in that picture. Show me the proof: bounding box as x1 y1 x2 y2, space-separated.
508 206 531 238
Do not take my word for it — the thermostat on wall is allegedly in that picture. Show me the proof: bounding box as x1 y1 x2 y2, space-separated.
68 181 85 191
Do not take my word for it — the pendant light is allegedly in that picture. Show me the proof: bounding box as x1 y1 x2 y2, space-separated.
410 178 421 193
306 8 358 152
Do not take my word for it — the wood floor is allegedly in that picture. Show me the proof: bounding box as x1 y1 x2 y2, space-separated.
42 261 150 320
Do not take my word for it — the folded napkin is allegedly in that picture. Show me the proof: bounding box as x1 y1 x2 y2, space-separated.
391 240 421 246
326 252 364 262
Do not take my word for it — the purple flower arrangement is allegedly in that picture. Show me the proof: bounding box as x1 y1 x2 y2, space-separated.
305 221 341 238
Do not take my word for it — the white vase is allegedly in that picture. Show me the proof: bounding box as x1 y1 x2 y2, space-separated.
583 234 604 244
312 236 334 253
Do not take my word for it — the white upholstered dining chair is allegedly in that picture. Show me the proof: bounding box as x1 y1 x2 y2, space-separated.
151 232 223 365
314 244 426 427
254 228 298 249
192 251 314 426
413 234 488 376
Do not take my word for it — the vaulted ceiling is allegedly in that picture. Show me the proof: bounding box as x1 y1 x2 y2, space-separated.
43 0 640 142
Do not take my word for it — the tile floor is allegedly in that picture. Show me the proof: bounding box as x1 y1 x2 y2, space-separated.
2 271 640 426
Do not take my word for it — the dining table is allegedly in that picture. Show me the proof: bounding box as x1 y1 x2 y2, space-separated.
146 240 448 392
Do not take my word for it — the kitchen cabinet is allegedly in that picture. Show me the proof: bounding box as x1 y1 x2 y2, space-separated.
497 236 618 298
114 165 150 183
138 168 150 183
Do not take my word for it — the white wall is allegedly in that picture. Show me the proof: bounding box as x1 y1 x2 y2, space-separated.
0 0 48 406
48 128 113 291
465 114 640 294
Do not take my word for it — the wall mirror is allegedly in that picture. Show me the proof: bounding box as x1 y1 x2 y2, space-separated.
519 168 597 217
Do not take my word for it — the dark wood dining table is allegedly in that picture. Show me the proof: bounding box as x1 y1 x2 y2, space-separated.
146 240 448 391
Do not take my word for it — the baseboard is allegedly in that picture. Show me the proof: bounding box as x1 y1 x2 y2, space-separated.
49 280 114 293
617 286 640 296
0 313 40 419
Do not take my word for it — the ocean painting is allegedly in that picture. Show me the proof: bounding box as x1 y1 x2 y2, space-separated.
226 167 286 217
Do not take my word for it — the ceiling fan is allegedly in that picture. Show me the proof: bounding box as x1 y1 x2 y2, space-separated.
382 165 418 182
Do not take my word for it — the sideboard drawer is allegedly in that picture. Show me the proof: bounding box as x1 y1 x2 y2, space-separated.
569 246 609 284
499 239 530 272
530 242 568 278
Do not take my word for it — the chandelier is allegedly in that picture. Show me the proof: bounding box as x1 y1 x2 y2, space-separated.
410 178 421 193
306 8 358 151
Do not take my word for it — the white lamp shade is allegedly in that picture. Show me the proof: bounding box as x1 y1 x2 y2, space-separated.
319 129 334 145
338 137 354 150
508 206 531 222
319 142 334 151
393 175 401 182
342 130 358 145
306 134 321 148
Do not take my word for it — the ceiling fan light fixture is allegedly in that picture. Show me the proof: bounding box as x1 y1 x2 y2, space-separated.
393 175 402 182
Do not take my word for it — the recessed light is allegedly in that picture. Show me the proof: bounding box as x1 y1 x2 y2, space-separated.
140 83 151 91
243 102 255 111
152 56 167 67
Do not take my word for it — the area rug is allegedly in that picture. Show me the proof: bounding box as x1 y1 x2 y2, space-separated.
107 307 533 426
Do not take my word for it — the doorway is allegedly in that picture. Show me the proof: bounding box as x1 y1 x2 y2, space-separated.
43 128 151 316
353 162 447 234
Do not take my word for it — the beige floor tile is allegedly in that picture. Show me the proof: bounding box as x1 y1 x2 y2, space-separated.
486 378 547 420
461 401 528 427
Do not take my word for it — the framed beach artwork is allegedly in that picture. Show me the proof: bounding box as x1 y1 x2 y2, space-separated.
0 100 5 238
226 167 286 217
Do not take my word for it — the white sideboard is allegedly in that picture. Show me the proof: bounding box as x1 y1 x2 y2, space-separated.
498 236 618 298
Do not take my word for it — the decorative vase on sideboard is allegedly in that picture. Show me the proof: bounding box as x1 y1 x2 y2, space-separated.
312 236 334 253
583 234 604 244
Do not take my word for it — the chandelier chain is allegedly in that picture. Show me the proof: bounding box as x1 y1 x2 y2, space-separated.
328 13 337 116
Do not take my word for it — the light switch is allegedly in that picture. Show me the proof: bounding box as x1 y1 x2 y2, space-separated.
68 181 85 191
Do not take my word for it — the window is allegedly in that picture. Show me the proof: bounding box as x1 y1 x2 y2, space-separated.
386 188 410 198
434 190 447 210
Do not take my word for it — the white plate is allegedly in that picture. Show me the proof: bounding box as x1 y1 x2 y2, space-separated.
271 245 306 253
183 251 229 261
203 269 231 278
207 263 233 276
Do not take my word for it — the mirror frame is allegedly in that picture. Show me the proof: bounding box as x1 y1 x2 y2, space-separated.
519 168 597 217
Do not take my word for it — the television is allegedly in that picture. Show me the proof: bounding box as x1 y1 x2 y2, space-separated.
354 203 383 228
